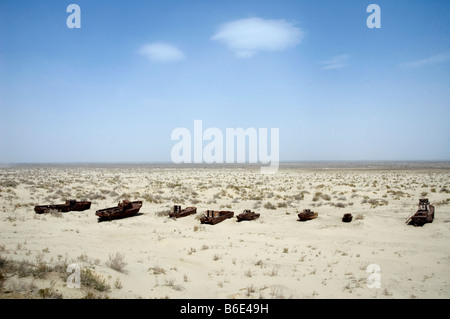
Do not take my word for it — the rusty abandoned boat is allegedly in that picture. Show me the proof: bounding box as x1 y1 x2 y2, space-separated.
169 205 197 218
96 200 142 221
406 198 435 226
200 210 234 225
342 213 353 223
298 209 318 221
236 210 260 222
34 200 91 214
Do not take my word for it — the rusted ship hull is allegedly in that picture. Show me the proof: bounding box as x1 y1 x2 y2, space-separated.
200 210 234 225
34 200 91 214
409 214 434 226
298 209 318 221
169 206 197 218
408 209 435 226
236 210 260 222
406 199 435 226
96 200 143 221
342 213 353 223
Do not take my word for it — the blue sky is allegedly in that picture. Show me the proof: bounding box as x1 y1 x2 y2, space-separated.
1 0 449 163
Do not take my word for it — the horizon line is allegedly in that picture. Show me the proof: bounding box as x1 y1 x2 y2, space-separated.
2 159 450 167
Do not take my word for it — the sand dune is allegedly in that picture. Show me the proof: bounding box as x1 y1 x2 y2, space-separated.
0 164 449 299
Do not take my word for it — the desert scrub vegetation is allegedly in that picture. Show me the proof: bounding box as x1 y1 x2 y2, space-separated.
263 202 277 210
361 197 388 207
332 202 347 208
312 192 331 202
0 255 111 297
0 255 65 280
0 180 19 188
163 277 184 291
148 265 166 275
38 286 63 299
80 268 111 292
386 190 411 199
142 193 164 204
155 209 170 217
106 253 127 273
434 198 450 206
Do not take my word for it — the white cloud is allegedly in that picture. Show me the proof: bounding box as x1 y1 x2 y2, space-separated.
138 42 185 63
211 17 304 58
319 54 350 70
401 53 450 68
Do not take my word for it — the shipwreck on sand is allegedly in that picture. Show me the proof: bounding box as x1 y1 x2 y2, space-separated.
342 213 353 223
169 205 197 218
236 210 260 222
34 200 91 214
96 200 143 221
298 209 318 221
200 210 234 225
406 198 435 226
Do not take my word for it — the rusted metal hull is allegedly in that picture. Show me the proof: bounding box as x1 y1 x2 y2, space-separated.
169 205 197 218
409 213 434 226
96 200 142 221
236 210 260 222
406 199 435 226
342 213 353 223
408 209 434 226
34 200 91 214
298 209 318 221
200 210 234 225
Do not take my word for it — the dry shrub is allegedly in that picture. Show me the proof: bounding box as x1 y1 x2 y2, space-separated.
107 253 127 273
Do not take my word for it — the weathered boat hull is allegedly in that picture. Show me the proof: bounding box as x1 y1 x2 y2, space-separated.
406 199 435 226
169 206 197 218
342 213 353 223
236 211 260 222
96 200 143 221
200 210 234 225
70 202 92 211
298 209 318 221
408 210 434 226
34 200 91 214
34 205 71 214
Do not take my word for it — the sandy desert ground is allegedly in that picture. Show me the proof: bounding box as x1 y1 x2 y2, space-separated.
0 163 449 299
